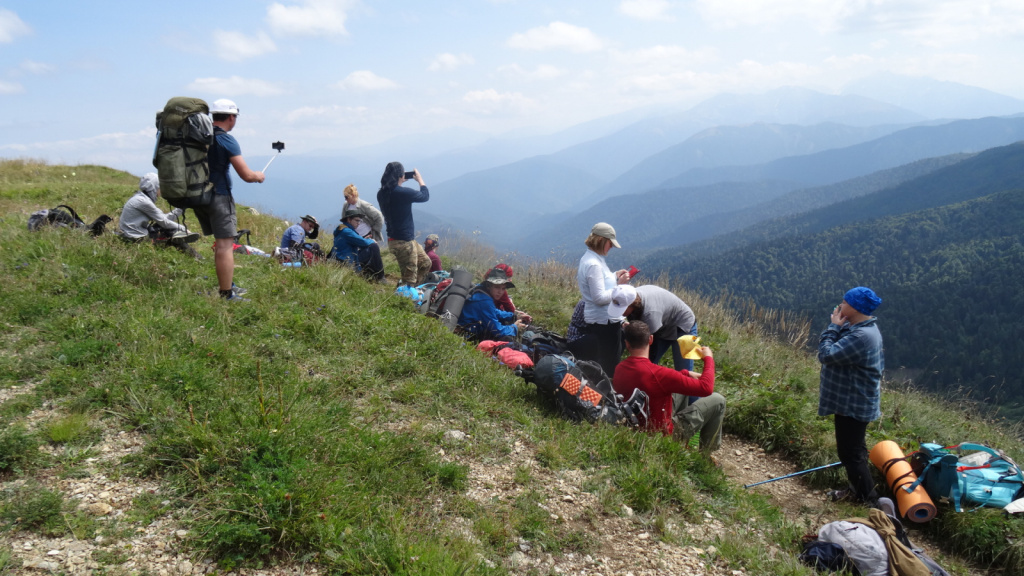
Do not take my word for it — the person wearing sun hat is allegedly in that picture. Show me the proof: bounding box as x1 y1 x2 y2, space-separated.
280 215 319 250
331 208 384 281
456 267 533 341
818 286 884 507
568 222 632 376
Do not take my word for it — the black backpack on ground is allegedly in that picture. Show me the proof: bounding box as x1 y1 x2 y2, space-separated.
522 329 569 363
28 205 111 236
532 354 648 427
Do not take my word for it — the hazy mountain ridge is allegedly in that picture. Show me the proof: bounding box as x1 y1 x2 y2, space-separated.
590 121 914 204
638 142 1024 394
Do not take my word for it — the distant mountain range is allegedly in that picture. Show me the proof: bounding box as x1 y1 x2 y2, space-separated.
238 77 1024 251
509 116 1024 259
637 141 1024 396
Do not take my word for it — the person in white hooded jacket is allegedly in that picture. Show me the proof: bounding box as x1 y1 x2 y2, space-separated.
118 173 199 244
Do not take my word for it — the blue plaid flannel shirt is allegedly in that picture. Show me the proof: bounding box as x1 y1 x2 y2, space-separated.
817 317 884 422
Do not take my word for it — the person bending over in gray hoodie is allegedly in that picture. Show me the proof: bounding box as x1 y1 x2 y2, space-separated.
118 173 200 254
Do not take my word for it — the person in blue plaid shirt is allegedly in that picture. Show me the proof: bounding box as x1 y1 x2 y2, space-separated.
818 286 883 506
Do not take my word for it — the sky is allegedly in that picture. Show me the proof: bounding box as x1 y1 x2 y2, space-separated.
3 0 1024 176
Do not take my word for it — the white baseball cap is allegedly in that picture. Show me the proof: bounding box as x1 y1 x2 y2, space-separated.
607 284 637 319
210 98 239 115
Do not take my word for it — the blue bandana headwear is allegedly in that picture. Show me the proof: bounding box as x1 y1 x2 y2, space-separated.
844 287 881 315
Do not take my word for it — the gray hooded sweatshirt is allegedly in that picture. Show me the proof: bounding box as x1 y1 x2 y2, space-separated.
118 173 185 238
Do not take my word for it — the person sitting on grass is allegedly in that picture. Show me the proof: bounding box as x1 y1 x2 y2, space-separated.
457 267 532 341
118 173 200 256
280 215 319 250
485 263 517 312
424 234 442 272
331 208 385 282
613 320 726 455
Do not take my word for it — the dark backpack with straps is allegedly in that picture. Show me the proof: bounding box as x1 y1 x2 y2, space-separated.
533 354 647 427
28 205 111 236
153 97 215 209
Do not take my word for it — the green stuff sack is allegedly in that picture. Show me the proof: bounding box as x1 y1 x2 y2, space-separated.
153 97 215 208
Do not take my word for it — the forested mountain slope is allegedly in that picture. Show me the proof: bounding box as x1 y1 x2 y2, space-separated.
642 151 1024 396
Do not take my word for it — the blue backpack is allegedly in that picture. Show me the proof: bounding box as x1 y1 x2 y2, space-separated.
908 442 1024 512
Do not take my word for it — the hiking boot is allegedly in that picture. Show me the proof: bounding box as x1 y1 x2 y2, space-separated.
172 230 201 244
827 488 853 502
222 292 249 303
231 283 248 296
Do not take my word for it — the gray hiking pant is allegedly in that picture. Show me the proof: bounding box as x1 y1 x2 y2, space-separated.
673 392 726 453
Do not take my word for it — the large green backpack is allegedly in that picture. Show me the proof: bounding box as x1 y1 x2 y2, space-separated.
153 97 215 208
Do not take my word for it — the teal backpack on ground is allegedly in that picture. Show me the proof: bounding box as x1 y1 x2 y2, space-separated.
908 442 1024 512
153 97 215 209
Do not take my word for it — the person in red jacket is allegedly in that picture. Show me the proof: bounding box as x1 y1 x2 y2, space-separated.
613 320 726 454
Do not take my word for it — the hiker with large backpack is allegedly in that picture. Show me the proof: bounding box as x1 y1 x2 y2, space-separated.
456 267 532 341
118 173 200 253
818 286 884 507
613 320 726 454
190 98 264 301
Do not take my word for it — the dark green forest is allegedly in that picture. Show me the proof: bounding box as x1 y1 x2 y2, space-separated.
642 142 1024 403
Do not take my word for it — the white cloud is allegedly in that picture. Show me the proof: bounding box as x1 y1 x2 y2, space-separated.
186 76 286 97
609 45 717 68
507 22 604 53
0 128 156 170
213 30 277 62
267 0 351 37
428 53 475 72
497 63 565 80
693 1 1024 45
19 60 55 75
0 80 24 95
619 0 674 21
336 70 399 91
285 104 369 123
0 9 31 43
462 89 536 114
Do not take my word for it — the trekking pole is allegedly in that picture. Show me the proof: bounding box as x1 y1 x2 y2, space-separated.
743 461 843 489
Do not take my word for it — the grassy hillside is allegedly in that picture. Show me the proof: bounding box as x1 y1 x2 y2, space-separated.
1 160 1023 574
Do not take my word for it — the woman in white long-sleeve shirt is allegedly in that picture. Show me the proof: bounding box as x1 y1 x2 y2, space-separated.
568 222 631 376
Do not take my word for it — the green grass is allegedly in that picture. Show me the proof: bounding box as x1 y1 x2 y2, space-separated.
0 159 1021 574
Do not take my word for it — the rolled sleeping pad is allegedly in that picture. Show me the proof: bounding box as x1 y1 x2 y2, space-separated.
869 440 937 523
439 267 474 331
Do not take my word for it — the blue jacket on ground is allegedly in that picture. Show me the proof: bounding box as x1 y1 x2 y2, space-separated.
377 184 428 242
458 288 517 340
332 224 374 267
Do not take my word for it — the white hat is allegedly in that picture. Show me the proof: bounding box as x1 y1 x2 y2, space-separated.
607 285 637 319
210 98 239 115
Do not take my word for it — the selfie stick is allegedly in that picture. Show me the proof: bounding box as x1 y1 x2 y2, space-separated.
262 141 285 173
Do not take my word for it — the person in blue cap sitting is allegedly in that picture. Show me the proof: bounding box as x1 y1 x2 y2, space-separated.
818 286 884 507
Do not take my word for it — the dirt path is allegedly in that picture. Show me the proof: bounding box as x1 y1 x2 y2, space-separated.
720 434 990 576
